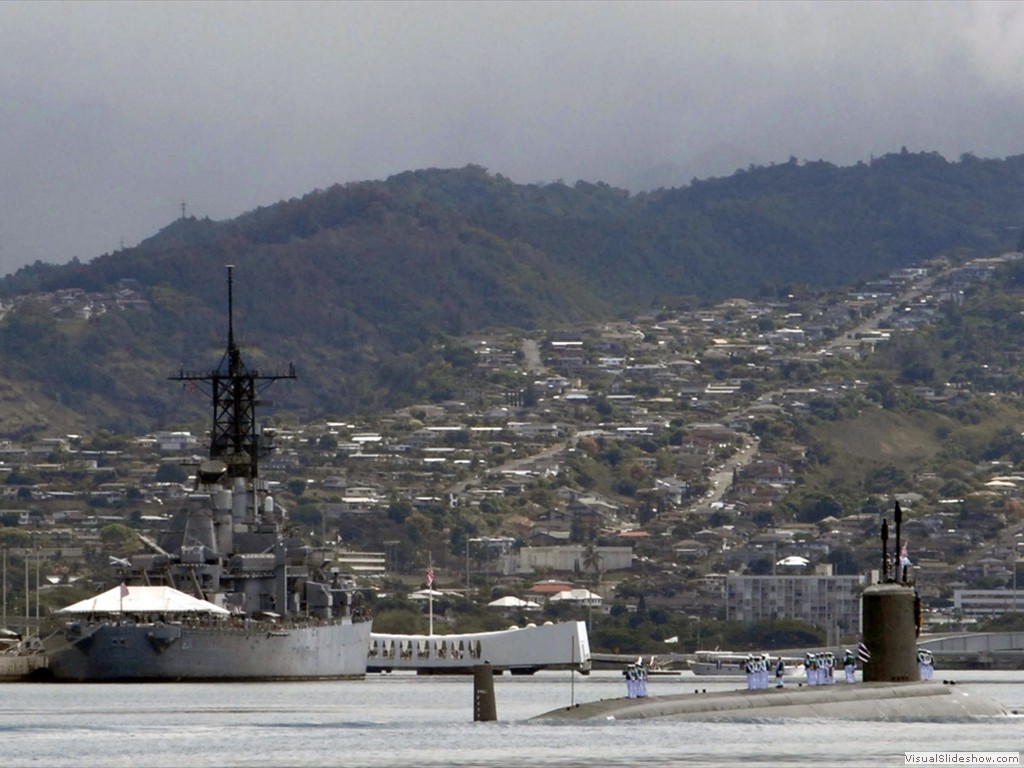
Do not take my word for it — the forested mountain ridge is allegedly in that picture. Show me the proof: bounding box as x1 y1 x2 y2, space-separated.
2 150 1024 436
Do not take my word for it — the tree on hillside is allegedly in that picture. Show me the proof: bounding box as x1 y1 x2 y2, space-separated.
796 494 844 523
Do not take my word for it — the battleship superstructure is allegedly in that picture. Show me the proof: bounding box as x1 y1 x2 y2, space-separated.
45 267 372 681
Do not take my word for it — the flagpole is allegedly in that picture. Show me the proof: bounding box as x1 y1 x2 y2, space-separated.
427 561 434 637
570 631 576 707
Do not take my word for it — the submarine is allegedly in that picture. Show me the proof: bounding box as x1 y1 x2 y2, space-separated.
533 504 1010 722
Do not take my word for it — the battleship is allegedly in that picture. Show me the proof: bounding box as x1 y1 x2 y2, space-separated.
43 267 372 681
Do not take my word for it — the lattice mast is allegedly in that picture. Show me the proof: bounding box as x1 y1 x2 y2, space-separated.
171 265 295 481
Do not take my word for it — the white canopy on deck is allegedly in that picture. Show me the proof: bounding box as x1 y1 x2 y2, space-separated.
56 585 230 616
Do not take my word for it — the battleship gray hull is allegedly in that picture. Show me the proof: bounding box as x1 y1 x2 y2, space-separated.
46 619 372 682
46 618 372 684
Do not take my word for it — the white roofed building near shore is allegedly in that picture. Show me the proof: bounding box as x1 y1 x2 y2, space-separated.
487 596 542 611
548 588 603 607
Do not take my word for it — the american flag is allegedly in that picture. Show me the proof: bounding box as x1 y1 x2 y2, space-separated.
426 566 434 588
120 581 129 599
857 641 871 664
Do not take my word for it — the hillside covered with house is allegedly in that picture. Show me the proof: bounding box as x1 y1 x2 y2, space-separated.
5 250 1024 652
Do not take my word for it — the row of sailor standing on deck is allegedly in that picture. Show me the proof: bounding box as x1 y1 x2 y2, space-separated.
804 651 836 685
743 650 862 690
743 654 779 690
802 650 861 685
623 660 648 698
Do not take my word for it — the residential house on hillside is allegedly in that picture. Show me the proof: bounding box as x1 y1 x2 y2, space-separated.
741 460 796 486
567 494 622 528
654 477 690 505
526 529 571 547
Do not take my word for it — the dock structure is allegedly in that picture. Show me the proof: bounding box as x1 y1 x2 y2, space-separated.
368 620 590 674
0 653 48 681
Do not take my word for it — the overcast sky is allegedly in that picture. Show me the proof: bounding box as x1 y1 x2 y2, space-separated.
3 1 1023 275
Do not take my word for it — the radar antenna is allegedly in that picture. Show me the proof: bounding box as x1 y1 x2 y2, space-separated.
171 265 296 481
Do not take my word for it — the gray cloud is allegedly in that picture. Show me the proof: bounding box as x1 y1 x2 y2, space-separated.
2 1 1022 274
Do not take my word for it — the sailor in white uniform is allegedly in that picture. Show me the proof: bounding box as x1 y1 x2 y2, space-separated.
842 649 856 683
917 649 934 680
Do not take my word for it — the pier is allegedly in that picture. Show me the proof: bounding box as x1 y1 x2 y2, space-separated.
0 653 47 681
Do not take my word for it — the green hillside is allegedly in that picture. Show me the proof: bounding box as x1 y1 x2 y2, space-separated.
1 152 1024 435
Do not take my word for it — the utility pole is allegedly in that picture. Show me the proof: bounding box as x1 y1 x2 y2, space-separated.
1011 557 1019 618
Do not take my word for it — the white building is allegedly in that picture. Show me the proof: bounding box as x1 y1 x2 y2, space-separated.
516 545 632 575
953 589 1024 617
725 573 867 641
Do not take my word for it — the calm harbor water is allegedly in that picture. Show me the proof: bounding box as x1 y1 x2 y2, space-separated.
0 670 1021 767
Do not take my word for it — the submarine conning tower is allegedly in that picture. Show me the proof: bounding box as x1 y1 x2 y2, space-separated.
861 501 921 683
861 583 920 682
